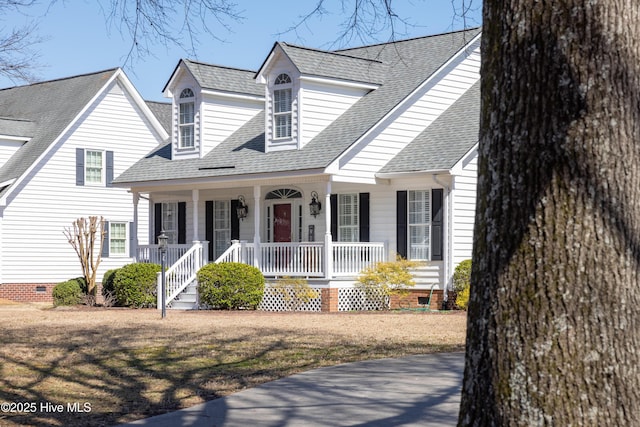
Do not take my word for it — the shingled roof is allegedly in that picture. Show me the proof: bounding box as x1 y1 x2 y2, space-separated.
115 28 481 185
0 69 119 197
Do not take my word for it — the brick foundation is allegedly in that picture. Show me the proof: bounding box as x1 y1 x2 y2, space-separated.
0 283 56 302
390 289 447 310
321 288 339 312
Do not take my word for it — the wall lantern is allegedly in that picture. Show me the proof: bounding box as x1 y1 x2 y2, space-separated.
309 191 322 217
236 195 248 220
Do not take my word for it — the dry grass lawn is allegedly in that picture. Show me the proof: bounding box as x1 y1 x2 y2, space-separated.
0 303 466 426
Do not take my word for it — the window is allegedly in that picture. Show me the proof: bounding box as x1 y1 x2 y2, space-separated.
85 150 104 184
273 73 292 139
179 88 195 148
408 190 430 260
213 200 230 259
338 194 359 242
109 222 127 256
162 202 178 244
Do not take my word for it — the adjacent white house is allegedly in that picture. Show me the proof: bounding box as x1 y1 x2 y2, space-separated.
114 28 482 311
0 69 167 301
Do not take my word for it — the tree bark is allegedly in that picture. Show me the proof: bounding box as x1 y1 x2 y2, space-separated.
460 1 640 425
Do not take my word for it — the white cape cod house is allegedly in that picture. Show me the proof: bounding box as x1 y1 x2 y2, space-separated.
114 28 482 311
0 69 167 301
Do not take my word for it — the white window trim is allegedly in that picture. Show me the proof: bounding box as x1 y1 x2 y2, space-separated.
109 222 129 257
178 88 196 149
338 193 359 242
272 73 293 141
84 149 105 186
213 200 231 259
162 202 179 244
408 190 431 261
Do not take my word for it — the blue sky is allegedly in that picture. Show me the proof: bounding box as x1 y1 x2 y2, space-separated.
0 1 482 101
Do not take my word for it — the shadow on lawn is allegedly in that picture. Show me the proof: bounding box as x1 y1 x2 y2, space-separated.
0 318 449 427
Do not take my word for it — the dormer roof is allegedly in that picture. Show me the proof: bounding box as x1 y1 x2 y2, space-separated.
163 59 264 98
256 42 388 87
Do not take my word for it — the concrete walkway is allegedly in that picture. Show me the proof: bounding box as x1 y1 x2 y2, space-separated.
118 352 464 427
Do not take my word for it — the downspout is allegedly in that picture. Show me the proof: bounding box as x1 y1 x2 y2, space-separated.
432 174 452 308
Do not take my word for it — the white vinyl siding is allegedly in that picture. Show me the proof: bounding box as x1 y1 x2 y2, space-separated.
201 96 262 155
299 81 367 147
452 150 478 266
334 39 481 183
0 80 156 284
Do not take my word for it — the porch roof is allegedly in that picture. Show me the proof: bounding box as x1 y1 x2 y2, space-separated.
114 28 482 187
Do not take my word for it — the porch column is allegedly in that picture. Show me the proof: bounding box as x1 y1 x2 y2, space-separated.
192 189 200 242
132 192 139 261
324 181 333 280
253 185 261 268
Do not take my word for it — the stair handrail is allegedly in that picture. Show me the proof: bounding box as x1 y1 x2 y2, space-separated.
157 241 206 309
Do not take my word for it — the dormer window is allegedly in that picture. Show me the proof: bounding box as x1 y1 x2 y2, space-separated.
273 73 292 139
179 88 195 148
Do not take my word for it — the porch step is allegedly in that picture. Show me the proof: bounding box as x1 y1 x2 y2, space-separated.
168 282 199 310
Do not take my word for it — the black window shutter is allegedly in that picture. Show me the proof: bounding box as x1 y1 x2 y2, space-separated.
205 201 214 261
105 151 114 187
396 191 408 259
230 199 240 241
76 148 84 186
102 221 110 258
359 193 370 242
431 189 444 261
154 203 162 244
330 194 338 242
178 202 186 244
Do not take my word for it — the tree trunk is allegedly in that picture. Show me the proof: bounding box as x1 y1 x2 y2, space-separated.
460 1 640 425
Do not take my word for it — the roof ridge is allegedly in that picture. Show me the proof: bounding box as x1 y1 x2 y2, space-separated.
335 26 482 53
0 68 119 93
280 42 385 64
183 59 257 74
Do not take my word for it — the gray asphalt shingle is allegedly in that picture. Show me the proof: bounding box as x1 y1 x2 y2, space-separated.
115 28 481 185
0 69 119 197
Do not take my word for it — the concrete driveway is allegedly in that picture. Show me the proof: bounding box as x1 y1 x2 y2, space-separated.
118 352 464 427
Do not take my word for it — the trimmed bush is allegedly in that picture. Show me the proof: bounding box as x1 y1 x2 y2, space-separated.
102 269 118 297
198 262 265 310
52 280 84 306
113 263 161 308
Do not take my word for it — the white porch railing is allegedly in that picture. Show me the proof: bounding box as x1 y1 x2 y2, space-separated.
215 241 385 277
137 244 191 266
155 241 208 308
332 242 386 276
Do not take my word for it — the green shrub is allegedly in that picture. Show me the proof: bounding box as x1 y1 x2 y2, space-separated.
355 256 422 309
113 263 161 308
455 285 470 310
52 280 84 306
453 259 472 292
198 262 265 310
453 259 472 310
102 269 118 297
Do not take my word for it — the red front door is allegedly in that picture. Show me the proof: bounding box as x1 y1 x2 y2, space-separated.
273 203 292 242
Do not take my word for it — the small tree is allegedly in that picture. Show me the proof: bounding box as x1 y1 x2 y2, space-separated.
355 256 421 309
63 216 106 301
271 276 320 311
